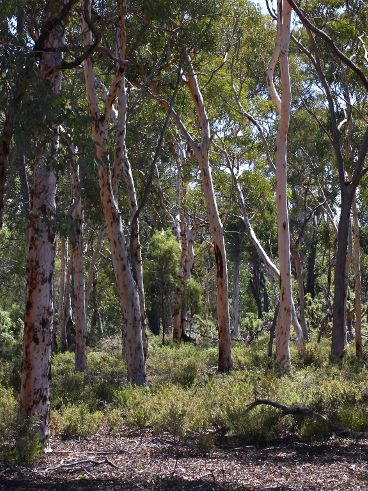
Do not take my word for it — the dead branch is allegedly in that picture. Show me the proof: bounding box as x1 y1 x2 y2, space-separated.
245 399 368 438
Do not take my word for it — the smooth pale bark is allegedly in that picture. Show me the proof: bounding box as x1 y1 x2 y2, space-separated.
267 0 293 368
352 196 362 358
19 0 63 444
82 0 146 385
70 163 87 371
113 75 148 359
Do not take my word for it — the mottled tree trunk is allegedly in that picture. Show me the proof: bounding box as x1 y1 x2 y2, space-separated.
19 0 64 445
352 196 362 359
19 165 57 444
306 229 317 298
113 73 148 359
70 163 87 371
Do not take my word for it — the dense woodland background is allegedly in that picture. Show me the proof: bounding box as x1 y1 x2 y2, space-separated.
1 0 368 477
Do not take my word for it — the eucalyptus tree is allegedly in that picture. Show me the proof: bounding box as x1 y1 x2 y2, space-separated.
81 0 146 385
287 0 368 359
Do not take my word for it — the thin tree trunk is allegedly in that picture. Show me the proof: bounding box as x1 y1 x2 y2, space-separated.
306 230 317 298
173 166 187 341
232 171 304 353
293 247 308 341
332 189 353 360
19 0 64 445
70 163 87 371
85 225 104 306
58 236 68 350
232 247 242 337
352 195 362 359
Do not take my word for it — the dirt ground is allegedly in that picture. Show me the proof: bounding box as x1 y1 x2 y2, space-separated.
1 429 368 490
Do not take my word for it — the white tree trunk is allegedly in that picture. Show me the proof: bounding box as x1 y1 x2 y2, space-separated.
19 0 64 445
71 162 87 371
267 0 293 369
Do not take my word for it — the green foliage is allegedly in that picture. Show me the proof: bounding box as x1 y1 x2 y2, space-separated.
53 404 103 440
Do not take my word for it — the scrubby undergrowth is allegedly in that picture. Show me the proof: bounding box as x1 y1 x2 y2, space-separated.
1 334 368 465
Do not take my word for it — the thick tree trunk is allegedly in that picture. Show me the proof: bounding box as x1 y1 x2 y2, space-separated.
332 188 353 360
19 165 57 444
70 163 87 371
19 0 64 445
352 195 362 359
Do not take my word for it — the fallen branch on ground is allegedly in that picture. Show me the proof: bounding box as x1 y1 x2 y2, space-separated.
245 399 368 439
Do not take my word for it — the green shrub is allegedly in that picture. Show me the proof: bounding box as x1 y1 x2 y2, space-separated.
56 404 103 439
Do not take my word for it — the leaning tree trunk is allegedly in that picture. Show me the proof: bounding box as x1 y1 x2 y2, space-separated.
70 162 87 371
82 0 146 385
352 195 362 359
113 74 148 359
187 62 232 371
19 0 64 445
267 0 293 369
232 171 304 353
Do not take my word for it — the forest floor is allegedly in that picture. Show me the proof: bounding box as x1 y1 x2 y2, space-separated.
1 429 368 490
